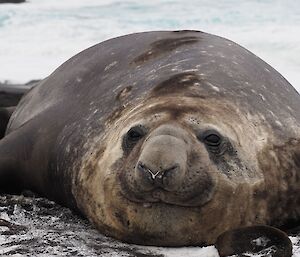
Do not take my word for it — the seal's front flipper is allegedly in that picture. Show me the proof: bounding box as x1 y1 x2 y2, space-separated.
0 107 16 139
0 131 24 194
215 225 292 257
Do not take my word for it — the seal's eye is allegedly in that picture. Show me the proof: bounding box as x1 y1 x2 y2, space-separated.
198 130 222 147
123 125 147 151
127 127 145 141
204 134 221 146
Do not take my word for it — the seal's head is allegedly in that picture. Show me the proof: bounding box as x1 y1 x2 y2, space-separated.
75 95 267 246
120 121 216 207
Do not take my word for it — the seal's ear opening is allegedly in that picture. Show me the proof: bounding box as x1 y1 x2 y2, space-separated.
215 225 292 257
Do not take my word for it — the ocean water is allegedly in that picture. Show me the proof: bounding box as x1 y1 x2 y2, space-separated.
0 0 299 93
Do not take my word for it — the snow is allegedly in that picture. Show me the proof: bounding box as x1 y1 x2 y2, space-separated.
0 194 299 256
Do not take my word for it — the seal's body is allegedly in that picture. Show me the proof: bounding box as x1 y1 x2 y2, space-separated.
0 31 299 246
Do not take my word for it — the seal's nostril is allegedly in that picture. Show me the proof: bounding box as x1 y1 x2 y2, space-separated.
137 162 156 180
138 162 150 173
137 162 181 187
137 162 145 171
164 164 179 173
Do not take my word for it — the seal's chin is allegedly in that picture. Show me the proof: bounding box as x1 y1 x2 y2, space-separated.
120 182 215 207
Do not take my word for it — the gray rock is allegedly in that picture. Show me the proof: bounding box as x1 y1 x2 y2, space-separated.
0 0 26 4
0 80 39 107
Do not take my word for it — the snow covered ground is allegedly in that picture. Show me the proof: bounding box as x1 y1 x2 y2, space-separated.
0 194 299 257
0 194 219 256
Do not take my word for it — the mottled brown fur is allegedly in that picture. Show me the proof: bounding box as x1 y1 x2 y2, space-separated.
258 139 300 227
73 96 277 245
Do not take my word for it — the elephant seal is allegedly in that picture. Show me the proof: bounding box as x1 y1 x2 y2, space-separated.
0 30 299 247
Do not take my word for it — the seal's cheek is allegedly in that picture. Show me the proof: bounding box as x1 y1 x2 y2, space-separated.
87 154 266 247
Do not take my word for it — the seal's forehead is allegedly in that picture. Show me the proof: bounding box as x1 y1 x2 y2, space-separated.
120 96 242 131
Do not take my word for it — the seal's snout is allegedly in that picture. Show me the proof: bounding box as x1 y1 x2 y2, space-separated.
134 125 188 192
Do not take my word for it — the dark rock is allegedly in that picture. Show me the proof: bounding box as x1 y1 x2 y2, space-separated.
0 106 15 138
25 79 41 86
0 218 27 235
216 225 293 257
0 80 39 107
0 0 26 3
0 80 40 138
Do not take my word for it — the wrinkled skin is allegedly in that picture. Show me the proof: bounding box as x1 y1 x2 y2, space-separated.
0 30 299 246
75 96 265 245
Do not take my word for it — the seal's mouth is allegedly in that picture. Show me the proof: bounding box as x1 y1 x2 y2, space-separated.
121 195 213 209
119 175 215 207
121 190 202 208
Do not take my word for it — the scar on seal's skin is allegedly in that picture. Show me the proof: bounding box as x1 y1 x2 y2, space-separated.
142 104 201 120
116 86 133 102
132 36 200 65
151 72 202 96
